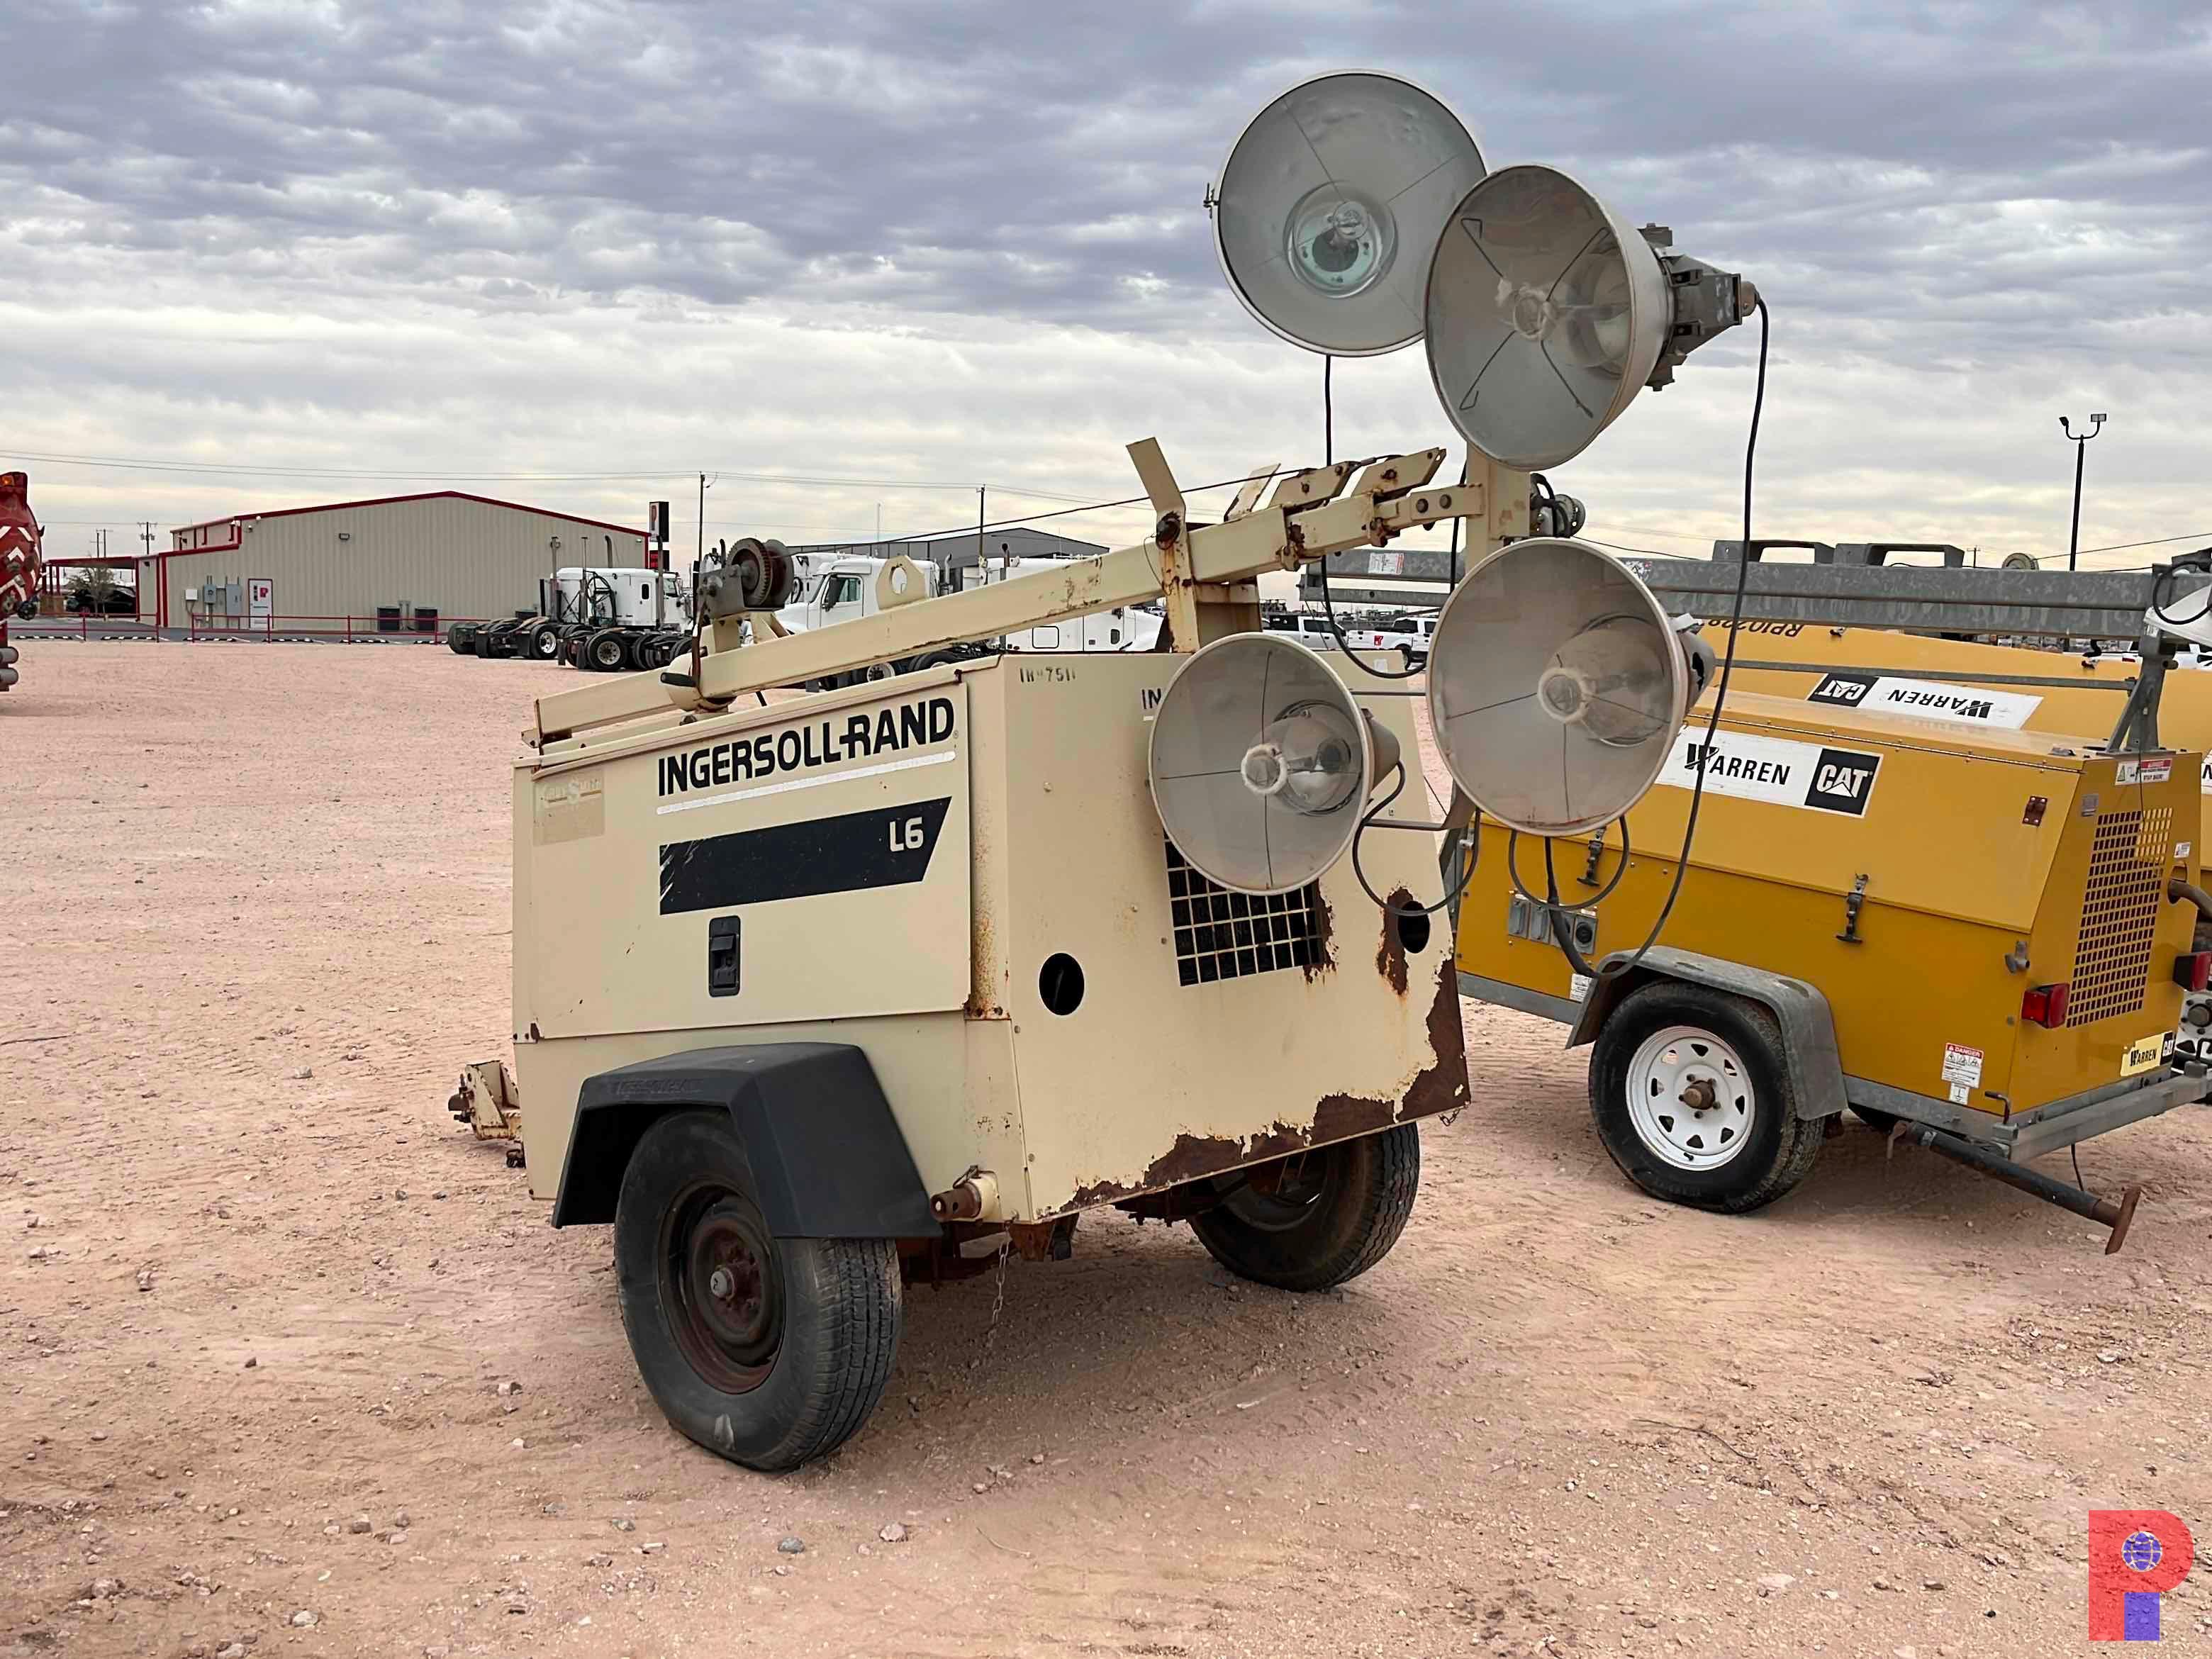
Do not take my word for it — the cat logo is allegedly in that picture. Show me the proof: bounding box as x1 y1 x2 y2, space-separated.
1806 747 1880 815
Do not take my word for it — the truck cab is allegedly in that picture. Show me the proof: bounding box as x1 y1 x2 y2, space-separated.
549 566 691 630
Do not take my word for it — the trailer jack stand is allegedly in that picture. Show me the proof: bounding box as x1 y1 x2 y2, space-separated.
1889 1121 2142 1253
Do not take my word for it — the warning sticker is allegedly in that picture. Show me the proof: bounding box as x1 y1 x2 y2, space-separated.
1569 972 1593 1002
1655 729 1881 817
1948 1082 1970 1105
1807 671 2041 730
2116 757 2174 786
1941 1043 1984 1090
2121 1032 2168 1077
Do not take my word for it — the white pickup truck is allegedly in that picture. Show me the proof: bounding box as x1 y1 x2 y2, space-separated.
1341 613 1439 665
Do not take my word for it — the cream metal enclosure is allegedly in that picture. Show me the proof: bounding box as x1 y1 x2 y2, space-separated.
510 652 1463 1220
154 491 646 631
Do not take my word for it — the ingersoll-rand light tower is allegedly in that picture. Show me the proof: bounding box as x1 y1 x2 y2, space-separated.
469 70 1755 1469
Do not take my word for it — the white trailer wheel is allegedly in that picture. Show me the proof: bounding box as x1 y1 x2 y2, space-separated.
1623 1023 1757 1172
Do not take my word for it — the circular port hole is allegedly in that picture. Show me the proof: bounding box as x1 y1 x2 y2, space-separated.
1395 908 1432 955
1039 953 1085 1016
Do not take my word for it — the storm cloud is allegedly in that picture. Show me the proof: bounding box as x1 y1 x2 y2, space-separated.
3 0 2206 562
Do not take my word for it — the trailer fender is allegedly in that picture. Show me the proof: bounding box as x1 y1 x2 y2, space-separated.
1566 946 1848 1122
550 1043 939 1235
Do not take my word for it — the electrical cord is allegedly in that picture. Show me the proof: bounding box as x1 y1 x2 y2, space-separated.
1312 351 1433 681
1541 296 1771 984
1503 817 1633 913
1348 761 1485 919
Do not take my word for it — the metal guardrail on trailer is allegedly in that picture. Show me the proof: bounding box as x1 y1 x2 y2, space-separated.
1621 541 2212 642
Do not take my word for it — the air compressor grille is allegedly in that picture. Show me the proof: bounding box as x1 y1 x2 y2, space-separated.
1164 842 1322 986
2066 807 2172 1027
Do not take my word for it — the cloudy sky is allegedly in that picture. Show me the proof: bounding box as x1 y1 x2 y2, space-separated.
3 0 2206 573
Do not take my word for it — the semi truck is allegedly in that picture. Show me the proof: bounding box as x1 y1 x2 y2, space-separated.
0 470 43 694
450 565 694 671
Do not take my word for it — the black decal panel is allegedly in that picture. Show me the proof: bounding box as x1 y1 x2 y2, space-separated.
1805 748 1881 815
659 798 954 914
1808 671 1874 707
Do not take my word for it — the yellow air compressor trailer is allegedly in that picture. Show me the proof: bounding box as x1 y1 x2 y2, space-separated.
1451 689 2208 1243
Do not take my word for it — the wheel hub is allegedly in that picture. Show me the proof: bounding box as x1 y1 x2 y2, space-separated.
664 1190 781 1391
1624 1024 1756 1171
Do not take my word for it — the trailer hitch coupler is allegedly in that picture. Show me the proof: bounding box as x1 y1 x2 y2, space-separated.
1892 1122 2143 1253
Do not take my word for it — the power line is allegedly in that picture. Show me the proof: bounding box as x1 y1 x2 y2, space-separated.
2078 529 2212 556
0 444 1109 501
885 471 1278 546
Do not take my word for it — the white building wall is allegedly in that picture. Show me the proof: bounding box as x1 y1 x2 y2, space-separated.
166 496 645 629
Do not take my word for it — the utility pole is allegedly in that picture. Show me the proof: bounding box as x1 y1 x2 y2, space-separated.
2060 413 2106 571
976 486 986 589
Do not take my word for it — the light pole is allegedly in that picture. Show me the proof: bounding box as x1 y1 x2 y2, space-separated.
2059 412 2106 571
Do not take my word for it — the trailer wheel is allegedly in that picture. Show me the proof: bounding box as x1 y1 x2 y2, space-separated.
613 1109 902 1472
447 625 475 655
1188 1124 1420 1292
587 630 628 672
527 622 561 660
1588 982 1823 1213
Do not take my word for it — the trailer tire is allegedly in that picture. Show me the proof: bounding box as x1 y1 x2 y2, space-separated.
1588 981 1823 1214
1188 1124 1420 1292
527 622 561 660
613 1109 902 1472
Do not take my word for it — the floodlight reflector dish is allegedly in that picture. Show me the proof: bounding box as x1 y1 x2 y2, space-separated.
1149 633 1382 894
1424 165 1670 469
1427 537 1687 836
1214 71 1485 357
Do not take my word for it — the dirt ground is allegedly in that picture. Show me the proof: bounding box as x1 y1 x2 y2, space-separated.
5 639 2212 1659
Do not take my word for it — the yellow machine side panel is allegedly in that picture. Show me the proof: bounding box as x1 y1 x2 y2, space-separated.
1456 709 2201 1115
1701 620 2212 848
1634 693 2076 932
2013 755 2199 1105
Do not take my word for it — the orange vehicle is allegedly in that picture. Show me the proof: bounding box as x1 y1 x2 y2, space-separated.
0 471 43 693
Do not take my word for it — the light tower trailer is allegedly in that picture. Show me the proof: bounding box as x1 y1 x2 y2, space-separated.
490 443 1528 1470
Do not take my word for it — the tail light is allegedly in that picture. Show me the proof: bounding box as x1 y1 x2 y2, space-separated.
2023 983 2070 1028
2174 952 2212 992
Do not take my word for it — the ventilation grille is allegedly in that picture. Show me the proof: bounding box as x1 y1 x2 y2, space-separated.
2067 807 2172 1027
1166 841 1322 986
